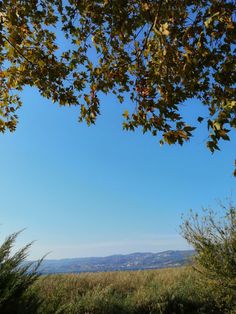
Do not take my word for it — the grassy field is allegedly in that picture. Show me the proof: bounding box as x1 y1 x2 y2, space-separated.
31 266 233 314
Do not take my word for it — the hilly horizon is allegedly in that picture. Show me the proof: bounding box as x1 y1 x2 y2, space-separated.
36 249 195 274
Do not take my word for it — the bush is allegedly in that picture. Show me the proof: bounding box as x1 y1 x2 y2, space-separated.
181 200 236 313
0 230 42 314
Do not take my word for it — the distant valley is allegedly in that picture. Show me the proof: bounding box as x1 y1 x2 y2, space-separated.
37 250 195 274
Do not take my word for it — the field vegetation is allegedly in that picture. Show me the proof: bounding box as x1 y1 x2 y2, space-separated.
32 266 235 314
1 202 235 313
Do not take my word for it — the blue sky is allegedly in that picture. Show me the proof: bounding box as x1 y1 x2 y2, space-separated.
0 86 235 259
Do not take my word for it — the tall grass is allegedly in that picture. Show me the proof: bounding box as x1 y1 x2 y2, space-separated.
32 267 233 314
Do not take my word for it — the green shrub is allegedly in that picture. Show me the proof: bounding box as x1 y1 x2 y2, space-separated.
181 200 236 313
0 231 42 314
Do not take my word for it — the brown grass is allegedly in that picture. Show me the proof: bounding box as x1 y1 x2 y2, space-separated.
30 266 233 314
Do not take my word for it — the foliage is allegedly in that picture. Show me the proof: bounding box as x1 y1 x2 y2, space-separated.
0 230 42 314
32 267 228 313
0 1 235 155
181 201 236 312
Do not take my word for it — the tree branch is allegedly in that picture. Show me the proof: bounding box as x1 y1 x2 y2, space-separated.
2 34 35 67
134 0 163 63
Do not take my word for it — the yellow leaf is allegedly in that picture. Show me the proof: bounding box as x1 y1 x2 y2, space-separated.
123 110 129 118
160 23 170 36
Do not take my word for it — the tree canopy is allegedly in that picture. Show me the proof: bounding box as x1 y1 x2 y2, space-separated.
0 1 235 156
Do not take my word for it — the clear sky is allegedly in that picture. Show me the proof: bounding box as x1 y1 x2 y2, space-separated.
0 86 235 259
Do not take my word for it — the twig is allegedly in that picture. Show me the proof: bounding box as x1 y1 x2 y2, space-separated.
133 0 163 63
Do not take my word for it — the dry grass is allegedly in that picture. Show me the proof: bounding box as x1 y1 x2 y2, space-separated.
30 266 232 314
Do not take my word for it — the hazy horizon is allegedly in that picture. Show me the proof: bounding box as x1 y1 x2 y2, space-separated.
25 234 191 260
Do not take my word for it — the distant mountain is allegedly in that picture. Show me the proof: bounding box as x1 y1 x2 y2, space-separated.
36 250 195 274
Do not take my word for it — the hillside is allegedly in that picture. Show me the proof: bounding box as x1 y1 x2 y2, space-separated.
38 250 194 274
